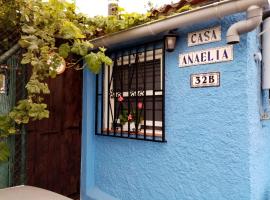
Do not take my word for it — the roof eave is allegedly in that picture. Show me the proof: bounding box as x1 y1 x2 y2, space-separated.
90 0 269 50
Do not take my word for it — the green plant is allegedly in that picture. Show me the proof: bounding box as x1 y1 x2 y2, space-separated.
0 142 10 163
118 96 144 127
177 4 193 13
0 0 113 162
0 0 195 162
119 108 144 129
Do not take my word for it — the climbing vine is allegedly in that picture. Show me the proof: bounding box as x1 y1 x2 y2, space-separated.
0 0 112 162
0 0 193 162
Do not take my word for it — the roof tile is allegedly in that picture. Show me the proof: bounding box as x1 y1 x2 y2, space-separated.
150 0 219 18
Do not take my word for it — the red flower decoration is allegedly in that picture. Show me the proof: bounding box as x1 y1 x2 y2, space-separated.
128 114 133 121
138 102 143 110
118 95 124 102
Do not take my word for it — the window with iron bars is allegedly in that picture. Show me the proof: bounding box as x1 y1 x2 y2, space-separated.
96 42 165 142
0 65 9 95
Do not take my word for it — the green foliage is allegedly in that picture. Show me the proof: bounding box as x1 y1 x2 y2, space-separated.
0 142 10 163
9 100 49 124
0 0 194 161
86 10 151 38
0 0 114 161
59 43 71 59
59 21 85 39
0 114 15 162
71 40 93 56
0 115 16 137
85 48 112 74
119 108 143 126
0 0 150 161
26 79 50 95
177 5 193 13
119 108 129 125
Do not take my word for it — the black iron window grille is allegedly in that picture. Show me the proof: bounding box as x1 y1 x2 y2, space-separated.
96 41 166 142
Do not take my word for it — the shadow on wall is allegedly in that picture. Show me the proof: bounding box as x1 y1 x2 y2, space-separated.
264 189 270 200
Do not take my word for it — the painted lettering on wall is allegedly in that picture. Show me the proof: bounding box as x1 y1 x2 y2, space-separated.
188 26 221 46
191 72 220 88
179 45 233 67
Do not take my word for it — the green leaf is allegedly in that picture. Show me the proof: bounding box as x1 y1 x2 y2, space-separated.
21 35 38 42
9 100 49 124
28 44 39 51
24 14 30 22
21 52 34 64
85 50 112 74
8 128 16 134
29 103 49 120
84 53 101 74
22 24 36 34
59 43 70 59
71 40 92 56
177 5 193 13
0 115 16 137
0 142 10 163
26 79 50 95
19 36 39 51
22 116 29 124
19 39 31 48
99 47 106 53
21 57 31 64
59 21 85 39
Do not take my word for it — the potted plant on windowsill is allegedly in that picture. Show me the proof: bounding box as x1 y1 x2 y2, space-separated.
117 96 144 132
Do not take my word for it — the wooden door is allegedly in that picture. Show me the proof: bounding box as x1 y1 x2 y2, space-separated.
26 69 82 198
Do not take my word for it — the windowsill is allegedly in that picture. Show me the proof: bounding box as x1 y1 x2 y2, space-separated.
100 129 163 137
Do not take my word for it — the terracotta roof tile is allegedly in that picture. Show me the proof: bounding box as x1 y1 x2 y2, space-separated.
150 0 219 18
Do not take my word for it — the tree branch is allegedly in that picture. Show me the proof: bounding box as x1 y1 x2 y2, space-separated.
0 43 20 64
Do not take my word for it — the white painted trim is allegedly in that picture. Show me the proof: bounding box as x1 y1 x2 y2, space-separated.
145 120 162 127
121 90 163 97
119 120 163 136
116 49 163 65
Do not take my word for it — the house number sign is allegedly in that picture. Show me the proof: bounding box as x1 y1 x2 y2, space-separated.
191 72 220 88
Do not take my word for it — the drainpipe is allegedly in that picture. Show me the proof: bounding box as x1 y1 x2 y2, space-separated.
226 5 263 44
262 7 270 89
91 0 269 49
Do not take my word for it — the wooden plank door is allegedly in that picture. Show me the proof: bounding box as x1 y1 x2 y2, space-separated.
26 69 82 198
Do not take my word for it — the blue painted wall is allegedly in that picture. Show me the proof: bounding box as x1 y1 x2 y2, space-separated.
82 13 270 200
247 30 270 199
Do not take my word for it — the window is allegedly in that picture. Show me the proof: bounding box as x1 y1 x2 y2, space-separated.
96 42 165 142
0 65 8 94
